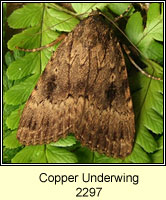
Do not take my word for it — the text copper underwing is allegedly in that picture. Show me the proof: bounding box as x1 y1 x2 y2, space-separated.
17 12 135 158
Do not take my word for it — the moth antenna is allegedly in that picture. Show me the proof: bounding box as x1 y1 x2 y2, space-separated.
114 4 133 22
99 11 143 57
123 44 162 81
16 33 66 52
138 3 150 11
99 11 162 81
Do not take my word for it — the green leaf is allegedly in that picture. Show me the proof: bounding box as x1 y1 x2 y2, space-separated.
146 3 163 41
7 3 78 77
7 3 43 28
7 4 63 75
72 3 96 14
126 144 152 163
94 152 124 163
151 149 163 163
50 135 77 147
125 3 163 63
144 109 163 134
3 131 22 149
3 147 23 163
125 12 144 45
5 51 15 66
7 25 56 75
108 3 131 15
3 128 12 140
92 3 110 11
138 37 163 64
3 104 19 137
46 145 78 163
74 147 94 163
157 136 163 150
3 104 19 120
3 3 7 49
4 74 39 105
6 105 24 130
12 145 47 163
3 67 13 94
13 49 25 60
8 26 41 50
72 3 108 14
7 52 40 80
45 8 79 32
132 71 163 152
136 127 157 153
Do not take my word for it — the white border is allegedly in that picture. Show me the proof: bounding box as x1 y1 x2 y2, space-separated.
1 1 165 166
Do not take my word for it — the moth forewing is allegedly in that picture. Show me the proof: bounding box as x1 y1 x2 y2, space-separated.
16 11 136 158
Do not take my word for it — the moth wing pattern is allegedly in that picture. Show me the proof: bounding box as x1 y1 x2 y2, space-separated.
17 14 135 158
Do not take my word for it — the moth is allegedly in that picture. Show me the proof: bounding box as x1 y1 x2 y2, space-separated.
17 11 135 159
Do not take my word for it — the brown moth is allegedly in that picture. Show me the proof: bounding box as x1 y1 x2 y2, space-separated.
17 12 135 158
